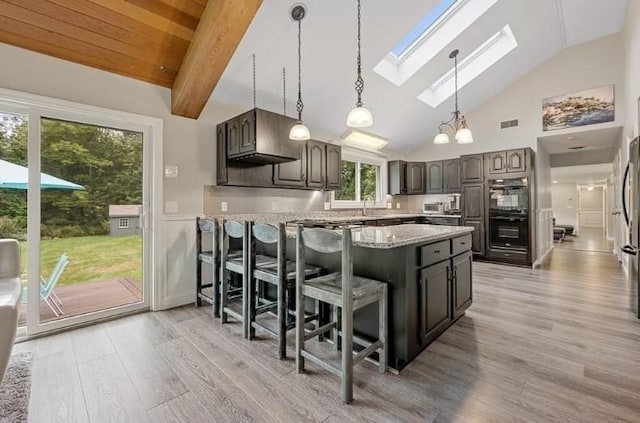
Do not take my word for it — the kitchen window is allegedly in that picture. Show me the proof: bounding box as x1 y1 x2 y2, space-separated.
332 150 387 208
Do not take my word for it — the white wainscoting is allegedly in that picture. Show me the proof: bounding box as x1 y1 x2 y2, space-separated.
534 209 554 267
155 215 197 310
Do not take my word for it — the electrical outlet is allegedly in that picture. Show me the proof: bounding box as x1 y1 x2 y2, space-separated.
387 202 392 209
324 202 331 210
164 165 178 178
221 202 228 212
396 203 401 209
164 201 178 214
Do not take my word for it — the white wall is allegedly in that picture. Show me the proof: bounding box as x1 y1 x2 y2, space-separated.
623 0 640 141
408 33 626 161
552 183 579 228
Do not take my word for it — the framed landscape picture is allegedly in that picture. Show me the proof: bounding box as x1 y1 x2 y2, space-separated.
542 85 614 131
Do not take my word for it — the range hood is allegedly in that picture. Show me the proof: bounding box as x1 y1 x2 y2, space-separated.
226 108 302 165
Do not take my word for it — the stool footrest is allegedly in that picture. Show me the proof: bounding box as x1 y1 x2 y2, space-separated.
353 340 382 365
300 350 341 376
197 293 215 306
223 308 243 322
304 321 336 341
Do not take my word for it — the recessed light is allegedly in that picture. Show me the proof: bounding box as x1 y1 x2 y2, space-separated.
553 180 558 183
565 135 576 141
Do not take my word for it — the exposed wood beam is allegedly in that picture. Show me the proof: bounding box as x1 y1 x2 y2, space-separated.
171 0 263 119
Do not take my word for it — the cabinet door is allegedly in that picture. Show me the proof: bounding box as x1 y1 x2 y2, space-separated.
487 152 507 174
216 123 228 185
408 162 426 194
226 118 241 157
325 144 342 190
419 260 452 341
443 159 461 193
239 111 256 154
461 154 484 183
306 140 326 188
463 220 485 256
273 143 307 187
452 252 472 319
462 184 484 220
388 161 408 195
426 161 444 194
506 149 526 173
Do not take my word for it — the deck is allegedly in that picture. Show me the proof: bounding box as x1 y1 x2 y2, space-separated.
17 277 142 326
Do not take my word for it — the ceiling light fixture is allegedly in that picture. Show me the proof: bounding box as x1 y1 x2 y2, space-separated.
346 0 373 128
289 4 311 141
341 129 388 151
434 49 473 144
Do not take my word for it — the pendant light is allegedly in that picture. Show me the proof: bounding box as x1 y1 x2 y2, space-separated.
346 0 373 128
289 4 311 141
433 49 473 144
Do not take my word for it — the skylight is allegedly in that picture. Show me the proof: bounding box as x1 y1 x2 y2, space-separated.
373 0 498 87
417 25 518 108
391 0 459 59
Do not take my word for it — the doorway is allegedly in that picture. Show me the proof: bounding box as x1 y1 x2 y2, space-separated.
0 89 161 337
574 184 611 252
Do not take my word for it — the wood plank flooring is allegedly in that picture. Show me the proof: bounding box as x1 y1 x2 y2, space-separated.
16 248 640 422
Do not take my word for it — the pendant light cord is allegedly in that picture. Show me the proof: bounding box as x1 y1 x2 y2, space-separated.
454 52 459 118
252 53 257 109
283 67 287 116
296 19 304 122
354 0 364 107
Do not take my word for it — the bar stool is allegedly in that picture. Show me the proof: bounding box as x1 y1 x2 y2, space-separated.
295 225 387 404
247 222 323 359
196 217 218 314
220 220 277 338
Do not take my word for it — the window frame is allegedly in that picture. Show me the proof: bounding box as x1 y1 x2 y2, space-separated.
331 149 388 209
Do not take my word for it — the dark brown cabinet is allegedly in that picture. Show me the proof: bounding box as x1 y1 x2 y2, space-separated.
452 252 472 319
487 151 507 174
461 154 484 183
388 161 408 195
464 220 485 256
325 144 342 190
462 184 484 220
273 142 307 187
216 123 228 185
407 162 426 194
506 149 526 173
419 260 452 342
426 161 444 194
226 116 241 157
306 140 326 189
443 159 461 193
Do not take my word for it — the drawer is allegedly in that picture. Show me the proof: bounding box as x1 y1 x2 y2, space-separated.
452 234 472 256
488 249 529 262
420 240 451 267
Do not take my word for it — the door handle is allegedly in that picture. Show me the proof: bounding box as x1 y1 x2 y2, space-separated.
622 163 630 226
622 245 637 256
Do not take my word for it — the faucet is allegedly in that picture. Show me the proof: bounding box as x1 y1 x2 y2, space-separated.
362 195 374 216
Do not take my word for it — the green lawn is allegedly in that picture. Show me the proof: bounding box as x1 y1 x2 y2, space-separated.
20 235 142 286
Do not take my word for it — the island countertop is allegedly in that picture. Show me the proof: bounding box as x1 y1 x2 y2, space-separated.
285 224 473 249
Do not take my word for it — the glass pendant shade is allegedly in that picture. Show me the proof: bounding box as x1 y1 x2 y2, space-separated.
434 132 450 144
455 127 473 144
289 123 311 141
346 106 373 128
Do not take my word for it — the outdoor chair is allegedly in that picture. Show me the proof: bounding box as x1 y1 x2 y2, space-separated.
21 252 68 317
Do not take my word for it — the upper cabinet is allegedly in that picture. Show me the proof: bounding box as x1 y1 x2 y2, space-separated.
388 160 408 195
408 162 426 194
273 142 307 187
226 108 300 165
486 149 527 175
273 141 341 190
426 161 444 194
306 140 326 189
216 123 228 185
443 159 461 193
325 144 342 190
460 154 483 183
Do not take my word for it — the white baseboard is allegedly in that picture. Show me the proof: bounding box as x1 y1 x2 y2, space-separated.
533 245 554 268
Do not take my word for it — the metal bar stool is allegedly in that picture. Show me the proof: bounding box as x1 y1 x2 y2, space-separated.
247 222 323 359
295 225 387 404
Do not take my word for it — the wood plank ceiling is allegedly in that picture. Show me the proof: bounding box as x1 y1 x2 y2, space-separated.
0 0 262 119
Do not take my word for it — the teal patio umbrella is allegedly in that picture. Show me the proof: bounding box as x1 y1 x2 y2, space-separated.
0 159 84 190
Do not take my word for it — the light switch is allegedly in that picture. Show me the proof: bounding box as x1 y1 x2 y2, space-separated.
396 203 401 209
387 202 392 209
221 202 228 212
164 165 178 178
324 202 331 211
164 201 178 213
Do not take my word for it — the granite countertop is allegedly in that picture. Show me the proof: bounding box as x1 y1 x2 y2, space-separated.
285 224 474 249
205 212 462 224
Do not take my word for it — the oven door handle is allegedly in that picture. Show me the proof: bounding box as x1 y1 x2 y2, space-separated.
489 216 527 221
622 162 630 227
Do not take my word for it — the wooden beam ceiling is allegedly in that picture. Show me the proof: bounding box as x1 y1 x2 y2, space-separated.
0 0 263 119
171 0 263 119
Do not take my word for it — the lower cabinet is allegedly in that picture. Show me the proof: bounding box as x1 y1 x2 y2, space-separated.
463 220 485 256
419 248 472 343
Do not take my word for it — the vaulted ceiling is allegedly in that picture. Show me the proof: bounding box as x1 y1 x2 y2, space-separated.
210 0 629 152
0 0 262 118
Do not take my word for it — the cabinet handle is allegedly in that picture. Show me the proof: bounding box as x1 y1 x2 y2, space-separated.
434 250 440 254
460 242 466 245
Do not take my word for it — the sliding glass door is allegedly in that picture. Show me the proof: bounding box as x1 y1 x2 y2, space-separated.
1 97 154 336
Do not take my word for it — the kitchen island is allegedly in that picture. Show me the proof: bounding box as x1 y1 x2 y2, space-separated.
284 223 474 370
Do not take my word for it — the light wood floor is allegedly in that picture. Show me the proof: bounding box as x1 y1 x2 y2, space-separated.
14 248 640 422
556 227 613 252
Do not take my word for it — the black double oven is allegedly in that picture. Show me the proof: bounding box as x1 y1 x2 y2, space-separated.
488 178 529 252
